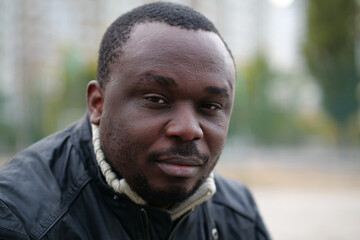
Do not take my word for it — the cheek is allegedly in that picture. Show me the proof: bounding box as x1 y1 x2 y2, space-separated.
100 122 145 179
202 121 228 155
99 110 163 166
99 117 129 161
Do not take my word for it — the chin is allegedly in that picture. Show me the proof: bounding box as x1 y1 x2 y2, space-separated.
131 174 205 208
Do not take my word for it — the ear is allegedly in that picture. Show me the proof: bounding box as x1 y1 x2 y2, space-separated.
86 80 104 125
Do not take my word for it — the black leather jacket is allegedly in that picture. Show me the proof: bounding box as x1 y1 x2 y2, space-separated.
0 115 270 240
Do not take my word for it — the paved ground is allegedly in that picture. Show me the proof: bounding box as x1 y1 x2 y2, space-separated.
252 187 360 240
216 161 360 240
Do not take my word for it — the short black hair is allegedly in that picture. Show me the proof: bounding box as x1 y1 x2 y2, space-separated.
97 1 233 88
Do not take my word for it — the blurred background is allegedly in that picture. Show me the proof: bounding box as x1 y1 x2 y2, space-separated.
0 0 359 239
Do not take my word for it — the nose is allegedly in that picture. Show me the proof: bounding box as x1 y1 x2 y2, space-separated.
165 105 203 141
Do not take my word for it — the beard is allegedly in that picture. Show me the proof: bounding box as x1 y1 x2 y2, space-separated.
126 141 217 208
130 173 206 208
105 142 221 208
130 142 212 207
100 119 222 208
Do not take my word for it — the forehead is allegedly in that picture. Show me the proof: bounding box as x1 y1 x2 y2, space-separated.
110 22 235 88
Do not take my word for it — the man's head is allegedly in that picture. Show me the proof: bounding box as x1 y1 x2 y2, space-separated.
87 2 235 208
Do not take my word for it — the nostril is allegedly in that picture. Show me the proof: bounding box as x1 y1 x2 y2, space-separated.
193 124 204 140
165 118 203 141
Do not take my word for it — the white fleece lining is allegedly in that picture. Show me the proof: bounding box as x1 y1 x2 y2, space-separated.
91 123 216 220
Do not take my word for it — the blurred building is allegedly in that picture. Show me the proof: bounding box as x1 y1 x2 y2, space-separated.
0 0 304 148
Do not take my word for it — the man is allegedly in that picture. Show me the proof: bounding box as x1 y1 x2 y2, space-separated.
0 2 270 239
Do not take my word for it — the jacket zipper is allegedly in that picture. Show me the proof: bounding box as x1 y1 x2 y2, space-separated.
140 208 151 240
167 208 194 240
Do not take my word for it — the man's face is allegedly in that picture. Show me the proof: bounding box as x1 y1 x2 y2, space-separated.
90 22 235 208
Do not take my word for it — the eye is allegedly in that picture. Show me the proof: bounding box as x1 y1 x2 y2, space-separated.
146 96 167 104
143 94 170 108
201 103 222 111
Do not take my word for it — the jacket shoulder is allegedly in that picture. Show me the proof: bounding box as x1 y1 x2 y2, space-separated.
213 174 257 220
0 116 95 239
211 174 271 239
0 200 30 240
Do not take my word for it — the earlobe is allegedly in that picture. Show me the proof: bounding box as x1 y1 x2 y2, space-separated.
86 80 104 125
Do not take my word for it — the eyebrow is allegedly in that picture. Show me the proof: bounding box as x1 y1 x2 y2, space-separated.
137 73 178 86
137 73 229 98
204 86 230 98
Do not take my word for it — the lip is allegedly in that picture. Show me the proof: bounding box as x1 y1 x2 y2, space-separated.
157 156 203 166
156 162 200 178
155 156 203 178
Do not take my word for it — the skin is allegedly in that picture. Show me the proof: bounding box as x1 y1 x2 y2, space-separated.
87 22 235 208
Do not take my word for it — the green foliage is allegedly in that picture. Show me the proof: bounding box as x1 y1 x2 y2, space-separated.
42 48 96 136
0 48 96 154
0 92 16 152
303 0 359 126
229 54 306 145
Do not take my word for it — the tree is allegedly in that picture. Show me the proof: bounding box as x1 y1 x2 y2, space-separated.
229 53 305 144
41 48 96 136
303 0 359 137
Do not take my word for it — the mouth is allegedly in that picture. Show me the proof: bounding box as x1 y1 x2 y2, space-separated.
155 156 203 178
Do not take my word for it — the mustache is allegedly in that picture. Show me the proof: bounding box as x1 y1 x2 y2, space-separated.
147 142 209 163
